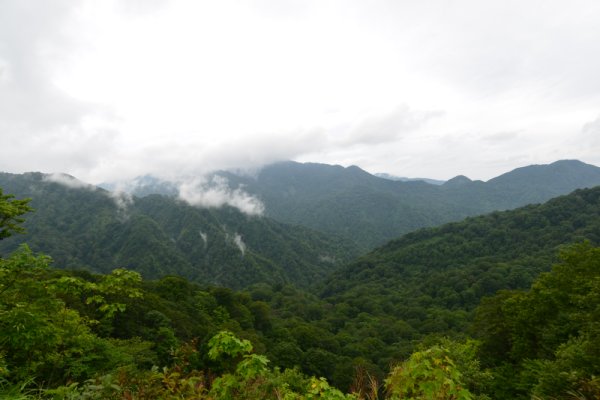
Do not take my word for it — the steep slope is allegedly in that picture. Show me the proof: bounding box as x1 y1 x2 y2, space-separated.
103 160 600 251
321 185 600 324
239 186 600 386
485 159 600 205
228 160 600 249
0 172 358 289
220 162 464 250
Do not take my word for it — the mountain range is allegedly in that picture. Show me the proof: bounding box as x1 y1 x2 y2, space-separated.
114 159 600 250
3 160 600 397
0 172 357 289
2 159 600 288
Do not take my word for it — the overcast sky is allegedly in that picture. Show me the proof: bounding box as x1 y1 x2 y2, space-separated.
1 0 600 183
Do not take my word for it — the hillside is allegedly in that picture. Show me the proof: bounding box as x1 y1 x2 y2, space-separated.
237 186 600 387
316 185 600 341
115 159 600 250
2 177 600 398
0 172 358 289
225 159 600 249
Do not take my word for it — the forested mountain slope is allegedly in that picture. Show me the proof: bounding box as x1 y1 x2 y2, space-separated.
0 172 357 289
320 185 600 332
2 180 600 398
256 160 600 247
214 159 600 250
106 159 600 251
234 186 600 388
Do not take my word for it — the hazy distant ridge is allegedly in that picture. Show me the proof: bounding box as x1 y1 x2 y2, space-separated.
99 159 600 250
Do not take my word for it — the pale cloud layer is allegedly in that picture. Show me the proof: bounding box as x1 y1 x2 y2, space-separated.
44 172 134 215
178 176 264 216
1 0 600 183
44 172 96 190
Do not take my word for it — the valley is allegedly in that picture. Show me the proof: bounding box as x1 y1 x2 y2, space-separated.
1 160 600 398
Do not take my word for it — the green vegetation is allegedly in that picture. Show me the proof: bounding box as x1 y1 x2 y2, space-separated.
4 240 598 398
0 187 32 241
0 173 358 289
220 160 600 249
2 181 600 398
473 242 600 398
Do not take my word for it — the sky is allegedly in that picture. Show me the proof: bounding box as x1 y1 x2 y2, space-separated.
1 0 600 184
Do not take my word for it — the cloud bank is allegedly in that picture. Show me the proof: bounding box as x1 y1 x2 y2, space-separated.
1 0 600 182
44 172 96 190
177 176 264 216
44 172 133 215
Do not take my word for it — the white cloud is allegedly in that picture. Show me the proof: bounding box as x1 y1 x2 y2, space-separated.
178 176 264 216
232 233 246 256
199 230 208 248
44 172 96 190
574 114 600 165
107 188 134 216
44 172 134 215
582 115 600 146
0 0 118 178
342 106 443 146
2 0 600 182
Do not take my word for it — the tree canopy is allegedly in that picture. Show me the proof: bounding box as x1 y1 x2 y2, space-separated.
0 187 31 240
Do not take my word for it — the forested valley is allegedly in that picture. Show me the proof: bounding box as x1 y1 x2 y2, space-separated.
1 164 600 399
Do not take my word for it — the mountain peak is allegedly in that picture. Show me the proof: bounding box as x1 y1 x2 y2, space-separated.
549 159 587 166
443 175 472 186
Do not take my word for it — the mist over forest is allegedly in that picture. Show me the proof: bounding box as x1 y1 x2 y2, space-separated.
2 0 600 398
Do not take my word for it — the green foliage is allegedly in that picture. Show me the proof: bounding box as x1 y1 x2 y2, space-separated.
304 186 600 385
39 331 355 400
0 174 358 289
474 242 600 399
4 182 600 399
0 187 32 241
385 344 473 400
218 160 600 249
208 331 254 360
0 245 144 386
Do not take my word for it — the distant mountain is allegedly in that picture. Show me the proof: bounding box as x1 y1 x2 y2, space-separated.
375 173 445 185
223 159 600 250
99 175 178 197
485 159 600 204
442 174 474 186
0 172 358 289
98 159 600 251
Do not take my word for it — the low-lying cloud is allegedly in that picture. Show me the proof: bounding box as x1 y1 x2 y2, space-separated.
178 175 264 216
108 189 134 215
44 172 134 215
44 172 96 190
232 233 246 256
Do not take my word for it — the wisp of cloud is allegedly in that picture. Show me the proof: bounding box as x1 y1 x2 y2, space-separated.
177 175 264 216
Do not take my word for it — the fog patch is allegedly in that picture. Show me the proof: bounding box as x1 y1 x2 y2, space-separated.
178 175 264 216
319 255 336 263
232 233 246 256
199 230 208 248
44 172 96 190
109 190 134 217
99 180 134 218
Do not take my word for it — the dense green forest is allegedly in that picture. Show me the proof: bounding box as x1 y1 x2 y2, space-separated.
183 160 600 249
1 182 600 398
0 172 358 289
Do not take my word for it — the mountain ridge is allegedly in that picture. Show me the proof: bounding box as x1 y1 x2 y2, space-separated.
0 172 358 289
30 158 600 251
